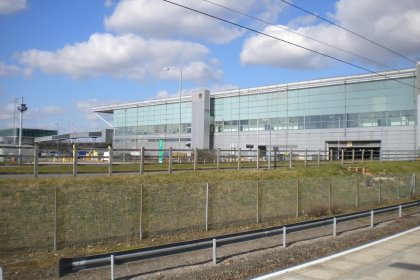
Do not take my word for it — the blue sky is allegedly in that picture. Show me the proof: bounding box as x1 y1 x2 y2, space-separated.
1 0 420 133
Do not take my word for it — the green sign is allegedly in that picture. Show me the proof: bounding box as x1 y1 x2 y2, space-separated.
158 139 164 163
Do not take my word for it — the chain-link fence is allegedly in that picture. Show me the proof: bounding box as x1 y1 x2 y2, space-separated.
1 174 418 253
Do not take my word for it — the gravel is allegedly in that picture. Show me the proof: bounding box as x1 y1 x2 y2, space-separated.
60 211 420 280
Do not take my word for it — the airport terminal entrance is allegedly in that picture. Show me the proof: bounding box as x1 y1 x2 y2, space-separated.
326 140 381 160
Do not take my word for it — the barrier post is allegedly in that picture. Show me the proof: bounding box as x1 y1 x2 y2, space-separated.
205 183 209 231
216 148 220 171
333 217 337 237
257 148 260 170
370 210 374 228
317 149 320 166
140 147 145 174
296 178 300 217
399 205 402 218
212 239 217 264
168 147 172 173
289 148 293 168
283 226 287 248
110 254 115 280
33 143 39 178
108 146 113 176
304 149 307 167
139 185 143 239
194 148 198 171
237 148 241 170
72 143 78 178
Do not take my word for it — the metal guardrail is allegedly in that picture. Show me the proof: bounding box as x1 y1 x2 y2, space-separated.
59 200 420 277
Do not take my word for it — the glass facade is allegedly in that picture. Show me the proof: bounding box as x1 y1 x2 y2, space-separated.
113 101 192 145
213 77 416 133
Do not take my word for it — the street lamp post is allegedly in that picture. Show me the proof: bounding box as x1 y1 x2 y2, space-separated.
12 97 17 145
162 67 183 150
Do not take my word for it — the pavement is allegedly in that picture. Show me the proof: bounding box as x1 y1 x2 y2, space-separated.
253 226 420 280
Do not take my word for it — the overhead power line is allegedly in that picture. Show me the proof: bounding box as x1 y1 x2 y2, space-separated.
279 0 417 65
161 0 418 90
200 0 396 71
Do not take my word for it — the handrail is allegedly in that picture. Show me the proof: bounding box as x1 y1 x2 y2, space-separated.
59 200 420 277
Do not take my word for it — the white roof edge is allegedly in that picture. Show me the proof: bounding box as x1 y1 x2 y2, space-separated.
93 68 416 112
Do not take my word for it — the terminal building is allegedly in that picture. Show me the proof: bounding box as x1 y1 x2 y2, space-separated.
93 64 420 159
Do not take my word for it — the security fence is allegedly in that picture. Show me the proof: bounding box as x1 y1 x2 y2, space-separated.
0 144 419 177
0 174 418 252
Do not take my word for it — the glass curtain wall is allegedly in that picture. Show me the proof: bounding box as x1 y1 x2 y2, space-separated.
113 101 192 150
213 77 416 134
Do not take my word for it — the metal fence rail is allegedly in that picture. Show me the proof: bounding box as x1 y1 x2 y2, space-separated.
58 200 420 277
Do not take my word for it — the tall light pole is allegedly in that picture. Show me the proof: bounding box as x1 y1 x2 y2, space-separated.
12 97 17 145
17 97 28 164
162 66 183 150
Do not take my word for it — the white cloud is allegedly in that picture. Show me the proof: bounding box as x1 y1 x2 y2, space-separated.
0 61 31 77
76 98 116 122
17 33 221 82
0 0 26 14
104 0 287 44
41 106 68 115
241 0 420 69
104 0 246 44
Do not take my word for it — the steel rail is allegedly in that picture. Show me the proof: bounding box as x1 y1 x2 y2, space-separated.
59 200 420 277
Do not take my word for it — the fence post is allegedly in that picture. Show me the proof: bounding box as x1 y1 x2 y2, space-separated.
289 148 293 168
205 183 209 231
108 146 113 176
216 148 220 171
329 177 332 214
333 217 337 237
237 148 241 170
399 205 402 218
139 185 143 239
257 148 260 170
140 147 145 175
330 149 333 162
282 226 287 248
356 177 360 208
370 149 374 162
256 180 260 223
341 149 344 165
33 143 39 178
370 210 374 228
304 149 307 167
296 178 300 217
194 148 198 171
110 254 115 280
378 179 382 204
318 149 320 166
53 186 57 251
352 149 355 164
72 143 78 178
212 239 217 264
362 149 365 164
168 147 173 173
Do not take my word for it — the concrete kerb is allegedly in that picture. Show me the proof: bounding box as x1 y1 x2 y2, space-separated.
252 225 420 280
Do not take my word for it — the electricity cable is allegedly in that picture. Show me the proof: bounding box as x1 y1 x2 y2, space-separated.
162 0 418 90
200 0 396 71
279 0 417 65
